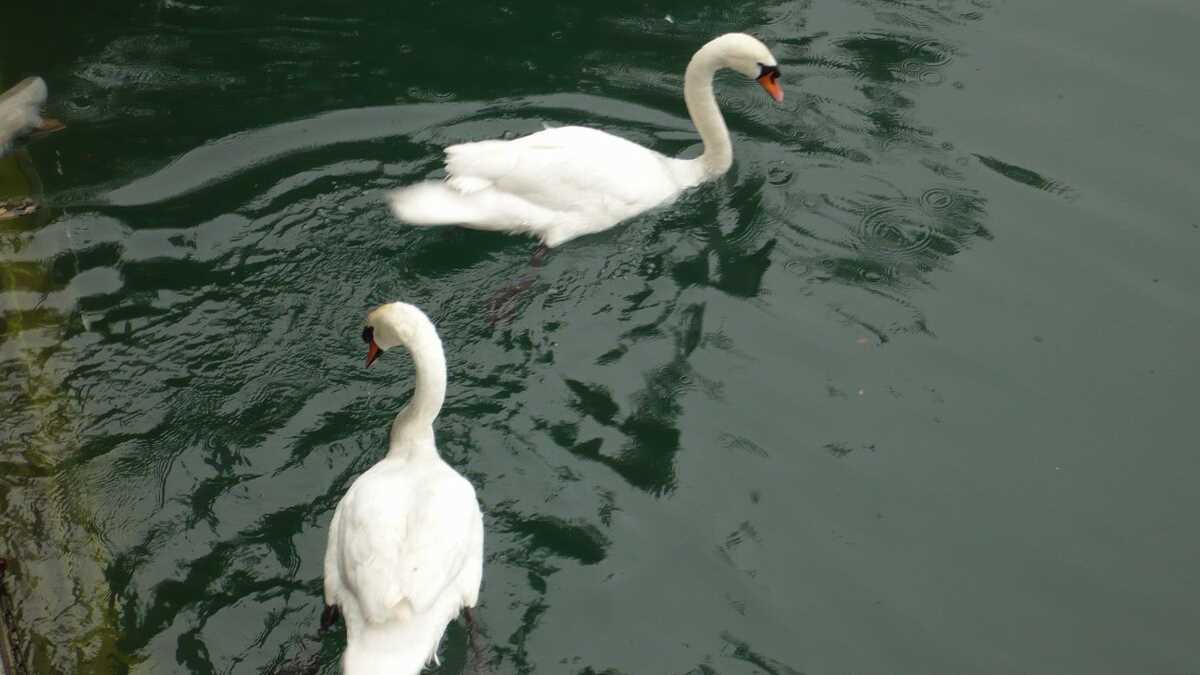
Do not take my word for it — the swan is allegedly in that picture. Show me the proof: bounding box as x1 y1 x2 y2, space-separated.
0 77 63 158
323 302 484 675
388 32 783 248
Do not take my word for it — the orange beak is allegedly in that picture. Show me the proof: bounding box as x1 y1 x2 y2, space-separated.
28 117 65 141
37 117 65 133
366 340 382 367
757 72 783 103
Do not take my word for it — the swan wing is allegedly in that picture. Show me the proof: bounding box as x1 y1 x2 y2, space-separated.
457 504 485 608
445 126 679 212
323 500 346 606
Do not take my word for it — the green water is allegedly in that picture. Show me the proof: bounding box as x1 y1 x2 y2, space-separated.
2 0 1198 673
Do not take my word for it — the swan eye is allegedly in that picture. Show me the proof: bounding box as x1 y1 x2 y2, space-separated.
361 325 375 345
757 63 781 81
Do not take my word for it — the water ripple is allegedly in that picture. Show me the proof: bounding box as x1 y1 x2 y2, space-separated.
2 0 1016 671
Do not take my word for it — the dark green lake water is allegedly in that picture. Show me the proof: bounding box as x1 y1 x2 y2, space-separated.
2 0 1198 673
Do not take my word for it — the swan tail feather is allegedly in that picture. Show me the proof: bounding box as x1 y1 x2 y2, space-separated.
387 182 549 239
387 182 493 227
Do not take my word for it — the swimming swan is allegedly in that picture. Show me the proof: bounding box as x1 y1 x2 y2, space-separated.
323 302 484 675
388 32 783 248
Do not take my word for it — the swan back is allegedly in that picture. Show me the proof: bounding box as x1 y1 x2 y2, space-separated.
329 460 482 675
0 77 48 153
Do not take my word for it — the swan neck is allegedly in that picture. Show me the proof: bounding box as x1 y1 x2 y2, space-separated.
387 322 447 460
684 51 733 176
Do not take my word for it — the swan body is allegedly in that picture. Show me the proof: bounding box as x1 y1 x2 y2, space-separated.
324 302 484 675
388 33 783 248
0 77 60 157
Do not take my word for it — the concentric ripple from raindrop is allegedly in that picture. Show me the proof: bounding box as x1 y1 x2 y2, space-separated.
919 186 956 213
857 203 935 258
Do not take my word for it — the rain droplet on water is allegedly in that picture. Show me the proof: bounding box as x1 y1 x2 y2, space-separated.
767 167 793 185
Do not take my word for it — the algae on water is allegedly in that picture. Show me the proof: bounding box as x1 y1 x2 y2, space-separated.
1 148 126 673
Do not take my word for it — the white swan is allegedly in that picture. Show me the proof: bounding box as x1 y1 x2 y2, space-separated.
388 32 783 248
323 302 484 675
0 77 63 157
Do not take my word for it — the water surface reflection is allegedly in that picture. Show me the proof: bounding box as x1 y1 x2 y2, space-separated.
0 0 1020 672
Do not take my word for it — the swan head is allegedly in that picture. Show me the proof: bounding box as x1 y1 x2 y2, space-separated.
0 77 64 153
361 301 434 367
704 33 783 102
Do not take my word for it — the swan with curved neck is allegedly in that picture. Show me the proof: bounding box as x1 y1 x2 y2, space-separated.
323 302 484 675
388 32 782 248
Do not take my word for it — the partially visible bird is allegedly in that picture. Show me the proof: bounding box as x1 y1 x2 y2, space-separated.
0 77 63 158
